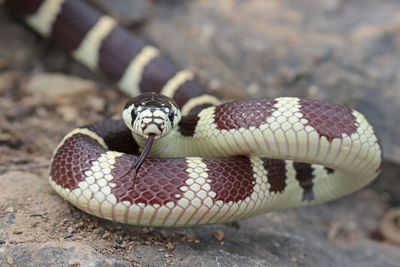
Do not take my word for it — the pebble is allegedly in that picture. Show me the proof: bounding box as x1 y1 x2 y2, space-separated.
213 230 224 241
102 232 111 239
166 242 174 250
5 207 14 213
6 256 15 267
56 105 78 122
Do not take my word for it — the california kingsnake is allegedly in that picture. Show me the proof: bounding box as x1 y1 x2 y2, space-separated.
8 0 383 227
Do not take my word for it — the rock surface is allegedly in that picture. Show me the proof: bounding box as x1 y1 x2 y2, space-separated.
1 0 399 266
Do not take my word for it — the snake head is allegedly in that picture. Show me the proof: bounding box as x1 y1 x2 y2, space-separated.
122 93 181 139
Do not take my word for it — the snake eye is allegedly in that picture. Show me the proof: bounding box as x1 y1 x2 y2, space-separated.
131 109 138 125
168 110 175 124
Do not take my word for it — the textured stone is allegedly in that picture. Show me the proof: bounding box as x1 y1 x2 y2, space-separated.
0 242 132 266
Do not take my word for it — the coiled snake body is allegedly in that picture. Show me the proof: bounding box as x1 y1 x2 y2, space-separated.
8 0 383 227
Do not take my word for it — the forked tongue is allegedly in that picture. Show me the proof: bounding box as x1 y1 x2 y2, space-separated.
134 133 156 175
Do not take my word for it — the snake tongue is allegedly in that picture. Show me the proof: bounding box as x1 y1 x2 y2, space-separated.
133 133 156 177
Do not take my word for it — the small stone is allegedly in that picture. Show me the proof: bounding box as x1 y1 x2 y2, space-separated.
5 207 14 213
213 230 224 241
166 241 174 250
56 105 79 122
209 79 222 90
165 252 174 258
186 233 199 243
102 232 111 239
0 58 7 69
6 256 15 266
0 71 18 94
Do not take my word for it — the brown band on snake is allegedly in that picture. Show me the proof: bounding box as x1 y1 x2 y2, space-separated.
50 133 106 191
187 102 216 115
87 120 139 155
6 0 44 16
214 99 277 130
98 27 147 81
299 99 358 141
207 156 255 202
173 81 210 109
293 162 315 201
178 115 199 137
50 0 102 52
139 56 180 94
7 0 212 109
261 158 287 193
109 156 188 206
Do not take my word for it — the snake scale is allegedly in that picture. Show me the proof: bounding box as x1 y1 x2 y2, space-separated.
8 0 383 227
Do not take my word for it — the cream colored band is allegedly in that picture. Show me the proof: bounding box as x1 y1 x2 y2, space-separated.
72 15 117 70
160 70 194 98
181 95 221 115
118 46 160 97
55 128 108 153
26 0 65 36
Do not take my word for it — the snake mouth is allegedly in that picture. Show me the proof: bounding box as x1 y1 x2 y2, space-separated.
141 123 164 138
145 133 162 140
141 126 163 139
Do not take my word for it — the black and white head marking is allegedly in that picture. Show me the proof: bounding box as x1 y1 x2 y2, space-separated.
122 93 181 139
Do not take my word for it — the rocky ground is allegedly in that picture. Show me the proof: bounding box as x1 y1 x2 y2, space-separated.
1 0 400 266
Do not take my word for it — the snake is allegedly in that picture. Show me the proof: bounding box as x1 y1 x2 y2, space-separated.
8 0 383 227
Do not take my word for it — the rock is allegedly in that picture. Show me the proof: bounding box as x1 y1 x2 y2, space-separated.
0 242 132 266
25 73 98 105
0 213 15 245
0 72 19 95
129 194 399 267
55 105 79 122
372 161 400 205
